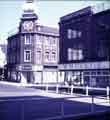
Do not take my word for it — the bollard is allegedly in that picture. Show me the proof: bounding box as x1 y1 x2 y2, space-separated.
71 85 74 95
56 84 59 93
86 85 89 96
46 84 48 92
107 86 109 100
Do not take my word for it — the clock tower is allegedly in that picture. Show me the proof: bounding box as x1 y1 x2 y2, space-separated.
18 0 38 83
20 0 38 33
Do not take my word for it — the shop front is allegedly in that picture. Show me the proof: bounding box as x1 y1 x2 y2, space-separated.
59 61 110 88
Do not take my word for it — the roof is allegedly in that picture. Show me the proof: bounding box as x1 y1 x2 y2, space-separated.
60 6 92 22
36 25 59 36
8 24 59 38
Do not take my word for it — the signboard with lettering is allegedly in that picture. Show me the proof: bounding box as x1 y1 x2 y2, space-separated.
22 65 32 71
59 61 110 70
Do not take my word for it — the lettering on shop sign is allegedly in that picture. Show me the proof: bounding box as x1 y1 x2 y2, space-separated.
59 61 110 70
22 65 32 71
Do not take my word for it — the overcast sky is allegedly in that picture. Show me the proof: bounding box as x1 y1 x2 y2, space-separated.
0 0 108 44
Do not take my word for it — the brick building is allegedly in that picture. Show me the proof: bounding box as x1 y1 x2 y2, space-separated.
6 0 59 84
59 4 110 87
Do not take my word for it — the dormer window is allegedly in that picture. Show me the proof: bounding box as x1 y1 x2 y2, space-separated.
38 26 41 31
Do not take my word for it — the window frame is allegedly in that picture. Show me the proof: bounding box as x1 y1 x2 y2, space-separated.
51 51 56 61
24 34 32 45
24 50 31 62
45 51 50 62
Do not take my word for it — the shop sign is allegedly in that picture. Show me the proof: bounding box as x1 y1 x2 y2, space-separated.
22 65 32 71
59 61 110 70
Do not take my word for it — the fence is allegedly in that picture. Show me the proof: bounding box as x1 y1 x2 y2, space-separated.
27 84 110 99
0 95 110 120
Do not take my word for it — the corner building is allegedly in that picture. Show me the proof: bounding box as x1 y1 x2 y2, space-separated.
7 1 59 84
59 5 110 88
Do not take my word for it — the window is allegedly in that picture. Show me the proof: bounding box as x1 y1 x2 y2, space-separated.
45 37 49 45
67 29 72 39
36 35 42 44
50 37 56 45
36 51 42 62
78 31 82 37
67 29 82 39
38 26 41 31
73 49 78 60
98 46 106 58
45 51 49 61
51 52 56 61
78 49 83 60
24 50 31 62
68 48 83 61
13 40 16 47
68 48 72 60
72 30 77 38
73 49 83 60
13 55 15 63
24 34 32 44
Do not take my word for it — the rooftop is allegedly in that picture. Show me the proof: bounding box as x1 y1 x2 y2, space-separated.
60 3 110 22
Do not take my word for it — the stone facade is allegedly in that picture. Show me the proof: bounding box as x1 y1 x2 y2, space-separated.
6 1 59 84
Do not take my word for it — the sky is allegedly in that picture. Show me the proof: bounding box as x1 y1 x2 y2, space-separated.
0 0 108 44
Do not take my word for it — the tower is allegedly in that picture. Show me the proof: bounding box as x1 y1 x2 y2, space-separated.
19 0 38 83
20 0 38 33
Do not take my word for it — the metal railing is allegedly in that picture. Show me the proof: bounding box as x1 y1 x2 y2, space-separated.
26 84 110 99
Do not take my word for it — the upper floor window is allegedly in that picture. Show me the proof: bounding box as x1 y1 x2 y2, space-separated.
24 34 32 44
72 49 78 60
73 49 83 60
38 26 41 31
45 37 50 45
67 29 72 39
51 51 56 61
68 48 83 61
45 51 50 61
13 39 16 47
36 35 42 44
36 51 42 63
50 37 57 45
98 46 106 58
24 50 31 62
78 49 83 60
67 29 82 39
68 48 73 61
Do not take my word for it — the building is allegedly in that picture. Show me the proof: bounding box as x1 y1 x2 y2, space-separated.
59 4 110 88
6 1 59 84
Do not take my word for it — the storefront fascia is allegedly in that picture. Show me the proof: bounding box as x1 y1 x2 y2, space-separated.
58 61 110 87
